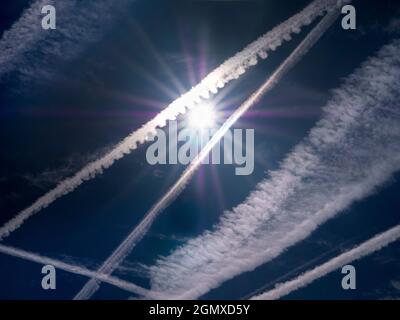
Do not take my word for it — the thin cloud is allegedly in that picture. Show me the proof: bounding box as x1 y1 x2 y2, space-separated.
0 0 129 85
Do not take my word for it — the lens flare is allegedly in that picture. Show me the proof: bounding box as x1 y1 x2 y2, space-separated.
188 104 216 129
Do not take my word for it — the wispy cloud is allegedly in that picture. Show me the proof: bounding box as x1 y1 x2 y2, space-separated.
391 280 400 291
148 39 400 300
251 225 400 300
0 0 128 85
22 145 112 190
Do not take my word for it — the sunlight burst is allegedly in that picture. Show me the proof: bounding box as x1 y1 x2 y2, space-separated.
188 104 217 129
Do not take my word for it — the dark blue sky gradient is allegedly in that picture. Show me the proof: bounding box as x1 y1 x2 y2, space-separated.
0 0 399 299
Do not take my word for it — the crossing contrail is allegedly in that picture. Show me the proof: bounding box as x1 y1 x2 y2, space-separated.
74 7 342 300
0 243 161 298
148 39 400 300
0 0 344 241
251 225 400 300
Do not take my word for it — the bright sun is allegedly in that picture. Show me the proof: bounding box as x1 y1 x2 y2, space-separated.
188 104 217 129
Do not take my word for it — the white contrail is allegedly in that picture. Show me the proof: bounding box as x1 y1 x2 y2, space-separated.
241 238 354 300
0 0 344 240
0 243 161 298
0 0 55 78
148 39 400 300
74 7 342 300
0 0 129 84
251 225 400 300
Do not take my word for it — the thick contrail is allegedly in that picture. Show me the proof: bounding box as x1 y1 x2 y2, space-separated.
148 39 400 300
0 0 343 240
251 225 400 300
74 7 342 300
0 243 161 298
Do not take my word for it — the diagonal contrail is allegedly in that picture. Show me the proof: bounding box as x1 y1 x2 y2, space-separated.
251 225 400 300
0 0 130 84
240 238 354 300
148 39 400 300
0 243 161 298
74 7 342 300
0 0 343 241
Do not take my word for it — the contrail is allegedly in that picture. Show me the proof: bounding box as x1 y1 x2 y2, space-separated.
0 0 55 78
148 39 400 300
0 0 344 240
74 7 342 300
251 225 400 300
0 0 130 84
241 238 354 300
0 243 161 298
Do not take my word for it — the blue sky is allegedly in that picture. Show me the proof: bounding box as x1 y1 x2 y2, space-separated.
0 0 399 299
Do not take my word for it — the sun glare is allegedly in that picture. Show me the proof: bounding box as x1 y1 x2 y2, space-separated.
188 104 217 129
